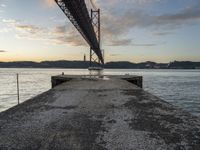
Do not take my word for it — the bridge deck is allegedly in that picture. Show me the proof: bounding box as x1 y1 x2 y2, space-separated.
55 0 104 63
0 78 200 149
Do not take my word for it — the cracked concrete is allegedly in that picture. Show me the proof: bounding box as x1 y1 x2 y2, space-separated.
0 78 200 150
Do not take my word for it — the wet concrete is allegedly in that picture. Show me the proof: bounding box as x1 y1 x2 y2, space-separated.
0 78 200 149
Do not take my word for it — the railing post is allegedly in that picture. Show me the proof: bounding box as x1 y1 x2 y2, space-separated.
16 73 20 105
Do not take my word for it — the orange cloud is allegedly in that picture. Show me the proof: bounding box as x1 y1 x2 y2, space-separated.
44 0 55 7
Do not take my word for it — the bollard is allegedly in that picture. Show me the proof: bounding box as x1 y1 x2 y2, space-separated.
16 74 20 104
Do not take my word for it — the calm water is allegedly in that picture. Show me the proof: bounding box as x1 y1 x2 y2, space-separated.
0 68 200 116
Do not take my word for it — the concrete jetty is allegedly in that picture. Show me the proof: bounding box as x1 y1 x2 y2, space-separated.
0 76 200 149
51 75 143 88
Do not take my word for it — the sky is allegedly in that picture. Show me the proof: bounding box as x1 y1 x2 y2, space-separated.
0 0 200 63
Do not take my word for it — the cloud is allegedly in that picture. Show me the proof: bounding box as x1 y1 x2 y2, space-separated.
95 0 200 46
52 25 67 36
15 25 43 35
95 0 163 7
0 28 10 33
109 39 132 46
43 0 55 7
0 50 6 52
109 54 120 57
50 25 86 46
133 43 157 47
155 6 200 26
153 31 173 36
1 4 6 8
101 3 200 31
3 19 86 46
2 19 17 24
3 0 200 47
40 0 175 46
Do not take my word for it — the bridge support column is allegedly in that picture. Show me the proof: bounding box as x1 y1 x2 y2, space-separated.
89 9 104 68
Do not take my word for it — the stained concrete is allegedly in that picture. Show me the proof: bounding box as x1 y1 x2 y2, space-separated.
0 78 200 150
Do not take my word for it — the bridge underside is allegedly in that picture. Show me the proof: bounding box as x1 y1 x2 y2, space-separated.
55 0 104 64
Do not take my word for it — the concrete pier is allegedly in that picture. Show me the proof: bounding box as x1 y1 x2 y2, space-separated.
0 77 200 149
51 75 143 88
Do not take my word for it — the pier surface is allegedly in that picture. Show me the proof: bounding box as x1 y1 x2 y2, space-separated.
51 75 143 88
0 78 200 149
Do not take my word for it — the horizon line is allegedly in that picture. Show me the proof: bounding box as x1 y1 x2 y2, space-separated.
0 60 200 64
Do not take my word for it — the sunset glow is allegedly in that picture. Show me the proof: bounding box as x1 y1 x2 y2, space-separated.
0 0 200 62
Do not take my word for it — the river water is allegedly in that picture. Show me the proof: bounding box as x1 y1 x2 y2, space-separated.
0 68 200 116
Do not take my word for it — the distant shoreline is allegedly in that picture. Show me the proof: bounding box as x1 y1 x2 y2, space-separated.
0 60 200 69
0 67 199 69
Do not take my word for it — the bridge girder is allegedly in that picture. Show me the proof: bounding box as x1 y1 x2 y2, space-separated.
55 0 104 64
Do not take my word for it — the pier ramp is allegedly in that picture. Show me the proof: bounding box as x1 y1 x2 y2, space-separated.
0 77 200 149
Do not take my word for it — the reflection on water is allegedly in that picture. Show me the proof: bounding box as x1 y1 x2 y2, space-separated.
0 68 200 116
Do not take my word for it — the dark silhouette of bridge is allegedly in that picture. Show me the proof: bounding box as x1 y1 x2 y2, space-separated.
55 0 104 65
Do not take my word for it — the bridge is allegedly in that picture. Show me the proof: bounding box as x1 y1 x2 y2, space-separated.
55 0 104 65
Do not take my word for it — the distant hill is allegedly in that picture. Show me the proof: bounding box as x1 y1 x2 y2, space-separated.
0 60 200 69
0 61 91 69
167 61 200 69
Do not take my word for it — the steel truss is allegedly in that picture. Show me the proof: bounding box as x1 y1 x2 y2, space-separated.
90 9 103 67
55 0 104 64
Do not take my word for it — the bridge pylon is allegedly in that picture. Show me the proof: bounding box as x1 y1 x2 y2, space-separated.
89 9 104 69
